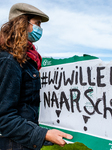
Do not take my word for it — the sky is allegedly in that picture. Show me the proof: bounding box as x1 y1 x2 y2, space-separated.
0 0 112 62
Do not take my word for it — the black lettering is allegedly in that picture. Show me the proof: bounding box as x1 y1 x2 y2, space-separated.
84 89 95 115
97 67 106 87
41 72 48 87
44 92 50 108
87 67 95 86
48 71 54 85
63 70 74 86
75 71 78 85
79 67 87 86
60 91 70 111
103 92 112 119
70 88 81 113
54 71 58 84
51 91 59 108
54 72 62 90
95 98 102 114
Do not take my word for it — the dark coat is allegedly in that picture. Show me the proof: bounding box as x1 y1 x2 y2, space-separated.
0 51 48 150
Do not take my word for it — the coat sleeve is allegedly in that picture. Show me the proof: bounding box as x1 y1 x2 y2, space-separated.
0 55 48 150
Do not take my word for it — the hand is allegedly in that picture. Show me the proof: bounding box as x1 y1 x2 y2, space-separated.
45 129 73 147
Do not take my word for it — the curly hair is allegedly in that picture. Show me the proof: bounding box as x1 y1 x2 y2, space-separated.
0 15 34 64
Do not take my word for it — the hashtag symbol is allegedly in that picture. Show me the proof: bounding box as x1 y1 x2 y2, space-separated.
41 72 48 87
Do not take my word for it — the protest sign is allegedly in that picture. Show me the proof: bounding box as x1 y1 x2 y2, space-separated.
39 55 112 150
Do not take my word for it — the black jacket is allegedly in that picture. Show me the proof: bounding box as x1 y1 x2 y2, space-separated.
0 51 48 150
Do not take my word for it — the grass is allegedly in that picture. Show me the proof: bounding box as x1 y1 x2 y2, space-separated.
41 142 92 150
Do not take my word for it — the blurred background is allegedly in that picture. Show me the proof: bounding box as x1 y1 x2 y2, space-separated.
0 0 112 63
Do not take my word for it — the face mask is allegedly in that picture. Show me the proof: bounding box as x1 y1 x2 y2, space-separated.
28 22 43 42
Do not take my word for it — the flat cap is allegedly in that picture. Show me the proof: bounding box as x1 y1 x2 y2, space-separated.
9 3 49 22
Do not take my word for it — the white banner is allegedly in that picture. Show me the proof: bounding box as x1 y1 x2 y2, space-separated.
39 59 112 141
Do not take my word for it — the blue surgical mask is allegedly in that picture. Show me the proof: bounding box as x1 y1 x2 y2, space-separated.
28 22 43 42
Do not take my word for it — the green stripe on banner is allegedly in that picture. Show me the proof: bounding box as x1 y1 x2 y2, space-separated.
42 54 99 67
39 124 112 150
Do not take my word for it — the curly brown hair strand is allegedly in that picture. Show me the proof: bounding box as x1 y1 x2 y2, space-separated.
0 15 31 64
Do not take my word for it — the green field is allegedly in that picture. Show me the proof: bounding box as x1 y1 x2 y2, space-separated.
41 142 92 150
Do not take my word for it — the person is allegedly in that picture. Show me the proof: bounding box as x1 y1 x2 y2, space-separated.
0 3 73 150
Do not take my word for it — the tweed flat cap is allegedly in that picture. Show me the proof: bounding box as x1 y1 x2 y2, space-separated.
9 3 49 22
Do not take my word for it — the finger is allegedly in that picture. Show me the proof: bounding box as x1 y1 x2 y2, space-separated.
58 131 73 139
65 134 73 139
59 139 66 147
